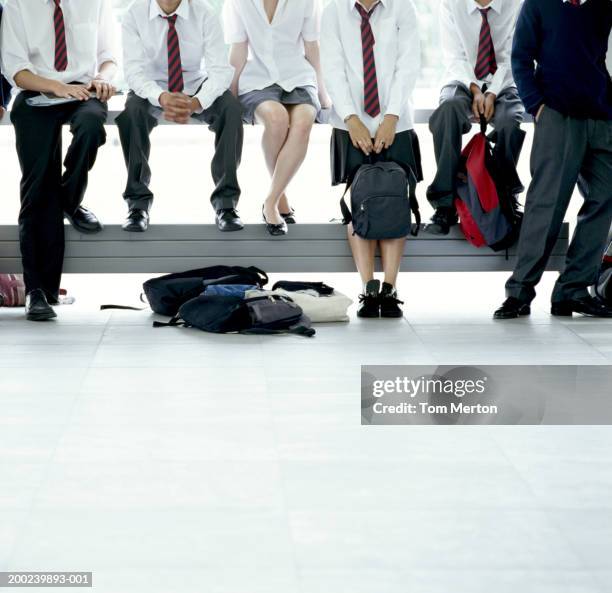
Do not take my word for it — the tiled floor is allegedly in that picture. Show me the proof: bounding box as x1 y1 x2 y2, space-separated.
1 271 612 593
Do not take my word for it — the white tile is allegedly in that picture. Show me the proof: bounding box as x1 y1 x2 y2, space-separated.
0 344 98 368
280 459 536 511
11 510 296 572
79 366 268 394
34 460 284 511
548 510 612 570
0 463 46 510
289 510 581 571
0 511 29 569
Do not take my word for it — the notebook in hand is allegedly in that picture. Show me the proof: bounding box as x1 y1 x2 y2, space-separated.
26 90 124 107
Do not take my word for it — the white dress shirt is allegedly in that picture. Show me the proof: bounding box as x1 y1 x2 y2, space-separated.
0 0 116 90
440 0 522 98
321 0 420 137
223 0 321 96
122 0 234 111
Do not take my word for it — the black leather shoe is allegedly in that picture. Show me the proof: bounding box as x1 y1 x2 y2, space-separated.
357 279 380 318
122 208 149 232
551 295 612 318
425 207 458 236
262 206 287 236
25 289 57 321
494 297 531 320
379 282 404 318
216 208 244 232
65 206 103 234
280 208 296 224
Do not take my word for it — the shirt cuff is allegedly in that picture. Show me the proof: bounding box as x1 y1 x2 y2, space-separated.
335 103 358 123
97 53 118 67
146 85 166 108
194 85 224 112
224 33 248 44
302 31 319 42
485 79 503 98
8 62 37 87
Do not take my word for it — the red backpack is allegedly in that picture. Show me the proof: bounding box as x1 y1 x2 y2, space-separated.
454 119 522 252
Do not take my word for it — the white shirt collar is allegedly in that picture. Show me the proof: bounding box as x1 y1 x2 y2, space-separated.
467 0 502 15
562 0 588 3
150 0 190 21
351 0 387 13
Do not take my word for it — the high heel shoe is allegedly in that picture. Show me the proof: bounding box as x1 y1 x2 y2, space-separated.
262 206 288 236
280 208 296 225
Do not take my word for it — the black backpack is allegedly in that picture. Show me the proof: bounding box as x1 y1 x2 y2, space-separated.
340 161 420 240
154 294 315 337
142 266 269 317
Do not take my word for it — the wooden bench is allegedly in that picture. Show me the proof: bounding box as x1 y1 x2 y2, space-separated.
0 223 569 274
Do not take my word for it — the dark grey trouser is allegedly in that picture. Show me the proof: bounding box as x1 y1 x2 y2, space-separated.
426 83 526 209
116 90 244 212
505 107 612 304
11 91 107 297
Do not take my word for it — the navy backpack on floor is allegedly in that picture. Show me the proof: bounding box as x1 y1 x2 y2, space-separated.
142 266 269 317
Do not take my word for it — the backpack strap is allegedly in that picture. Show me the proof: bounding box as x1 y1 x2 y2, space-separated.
152 316 184 328
100 304 147 311
407 167 421 237
100 292 148 311
247 266 269 287
339 182 353 226
240 325 316 338
479 113 488 136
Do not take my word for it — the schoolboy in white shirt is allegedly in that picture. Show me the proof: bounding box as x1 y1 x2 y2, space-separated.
426 0 525 235
117 0 244 233
1 0 117 320
224 0 330 236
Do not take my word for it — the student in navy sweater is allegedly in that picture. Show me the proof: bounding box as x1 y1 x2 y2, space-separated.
495 0 612 319
0 5 11 114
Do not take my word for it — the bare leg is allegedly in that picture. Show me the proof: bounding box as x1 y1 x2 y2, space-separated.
379 238 406 287
347 224 378 285
263 103 316 223
255 101 290 222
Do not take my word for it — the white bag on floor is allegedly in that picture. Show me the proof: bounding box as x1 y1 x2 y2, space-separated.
245 289 352 323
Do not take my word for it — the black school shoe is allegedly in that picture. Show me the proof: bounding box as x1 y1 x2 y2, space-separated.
281 209 296 224
551 295 612 318
216 208 244 232
379 282 404 318
25 289 57 321
493 297 531 320
425 207 458 236
122 208 149 232
65 206 103 234
357 279 380 318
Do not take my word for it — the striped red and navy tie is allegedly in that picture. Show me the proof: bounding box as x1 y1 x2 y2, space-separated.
474 8 497 81
570 0 581 5
53 0 68 72
355 2 381 118
162 15 184 93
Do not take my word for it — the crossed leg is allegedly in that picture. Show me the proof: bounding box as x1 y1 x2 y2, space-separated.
255 101 316 224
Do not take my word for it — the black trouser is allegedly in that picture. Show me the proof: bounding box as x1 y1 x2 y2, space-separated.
427 83 526 209
116 90 244 212
505 108 612 304
10 91 107 298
